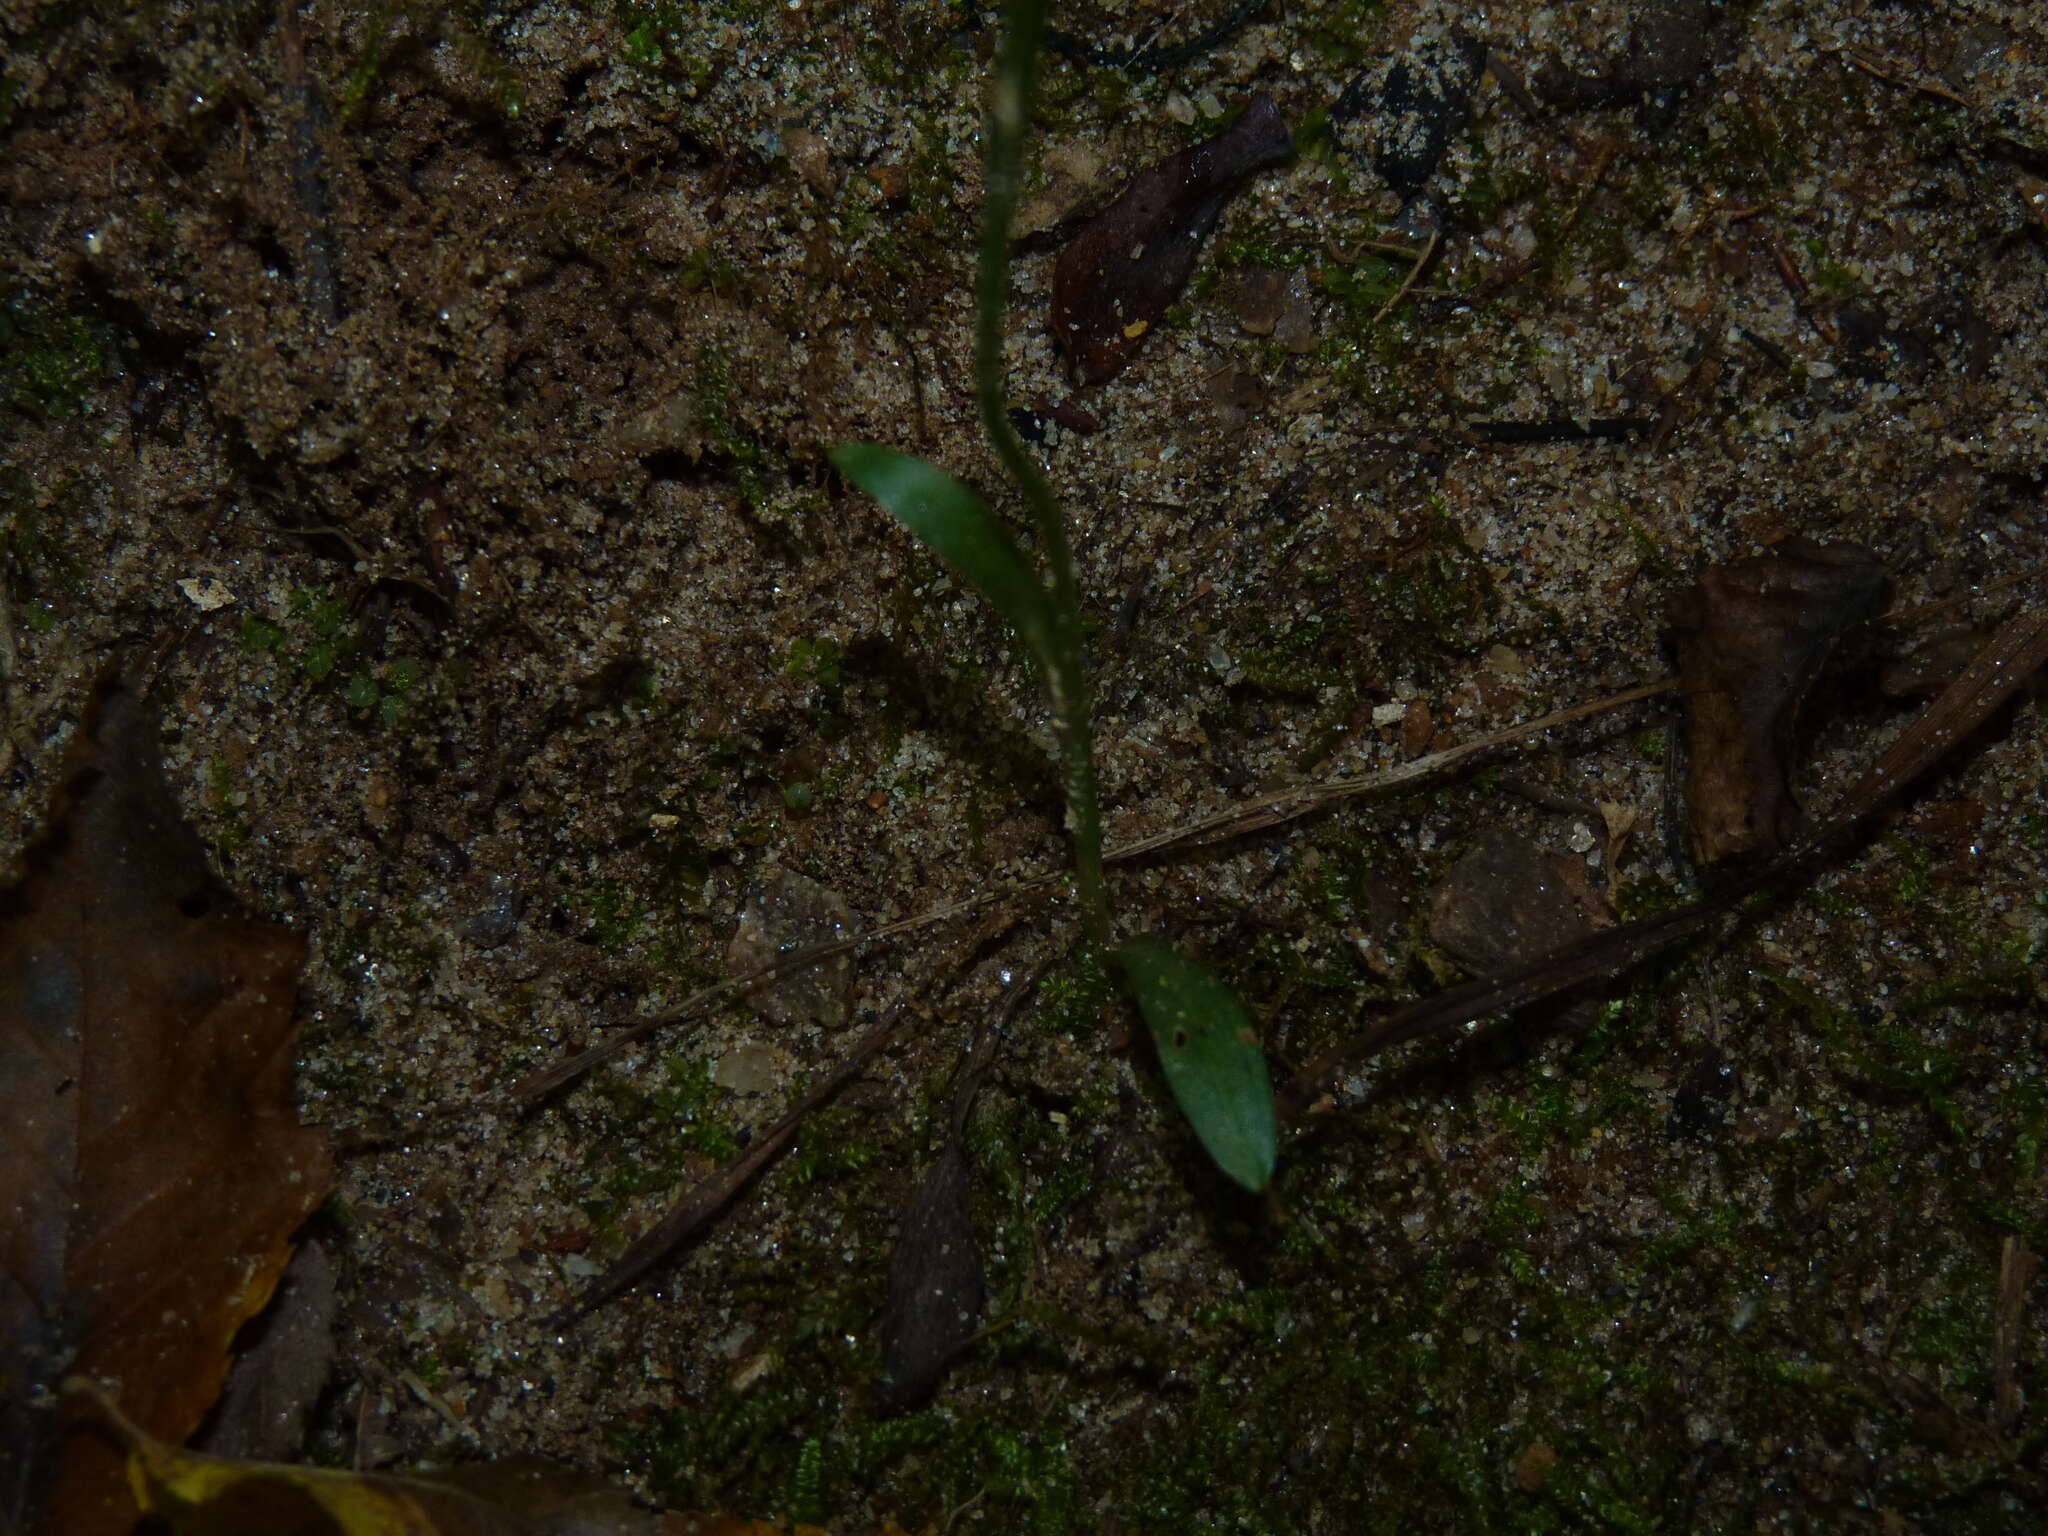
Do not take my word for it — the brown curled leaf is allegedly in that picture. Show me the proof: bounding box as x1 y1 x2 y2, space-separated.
1051 94 1293 385
1669 538 1888 862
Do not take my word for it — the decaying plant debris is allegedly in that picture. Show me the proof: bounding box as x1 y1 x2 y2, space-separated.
4 0 2048 1529
0 677 330 1533
1668 536 1888 863
1051 91 1294 384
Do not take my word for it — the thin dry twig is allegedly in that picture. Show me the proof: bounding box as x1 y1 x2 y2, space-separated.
1481 50 1555 135
1648 330 1718 454
507 887 1040 1101
1874 568 2046 630
1833 46 1973 108
1761 221 1840 348
1282 595 2048 1114
277 0 340 324
399 1369 480 1446
1833 1224 2048 1494
1993 1235 2038 1434
1370 227 1439 325
1804 597 2048 844
554 912 1028 1320
493 589 2043 1316
1281 867 1733 1113
1105 677 1675 861
1325 236 1431 266
507 678 1673 1103
1557 137 1619 239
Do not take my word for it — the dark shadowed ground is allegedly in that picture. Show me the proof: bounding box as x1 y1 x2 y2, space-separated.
4 0 2046 1529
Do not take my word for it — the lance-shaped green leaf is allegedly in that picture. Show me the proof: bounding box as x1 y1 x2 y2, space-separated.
1118 937 1277 1191
832 444 1065 682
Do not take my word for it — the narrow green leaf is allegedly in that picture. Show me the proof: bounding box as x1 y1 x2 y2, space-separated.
831 443 1064 677
1117 938 1277 1192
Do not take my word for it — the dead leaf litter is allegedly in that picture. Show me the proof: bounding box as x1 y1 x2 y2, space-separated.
2 0 2046 1529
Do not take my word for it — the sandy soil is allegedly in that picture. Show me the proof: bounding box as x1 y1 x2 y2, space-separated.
4 0 2046 1529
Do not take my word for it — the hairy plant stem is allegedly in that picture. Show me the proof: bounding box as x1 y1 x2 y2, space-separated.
973 0 1109 943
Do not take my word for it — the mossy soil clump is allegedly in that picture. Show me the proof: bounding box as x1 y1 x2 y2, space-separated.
4 0 2047 1530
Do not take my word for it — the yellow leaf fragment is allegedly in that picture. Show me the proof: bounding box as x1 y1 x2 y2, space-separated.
70 1378 658 1535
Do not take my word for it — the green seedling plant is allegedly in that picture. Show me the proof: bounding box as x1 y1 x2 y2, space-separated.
832 0 1276 1191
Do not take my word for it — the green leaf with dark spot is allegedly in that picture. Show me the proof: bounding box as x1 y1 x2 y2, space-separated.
831 444 1063 682
1118 937 1277 1191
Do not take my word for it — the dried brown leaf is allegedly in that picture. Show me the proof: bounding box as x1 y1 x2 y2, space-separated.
1286 594 2048 1113
1427 830 1591 977
877 1018 1006 1411
1 677 330 1534
1669 538 1887 861
195 1238 339 1463
876 1144 983 1413
1050 96 1292 385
